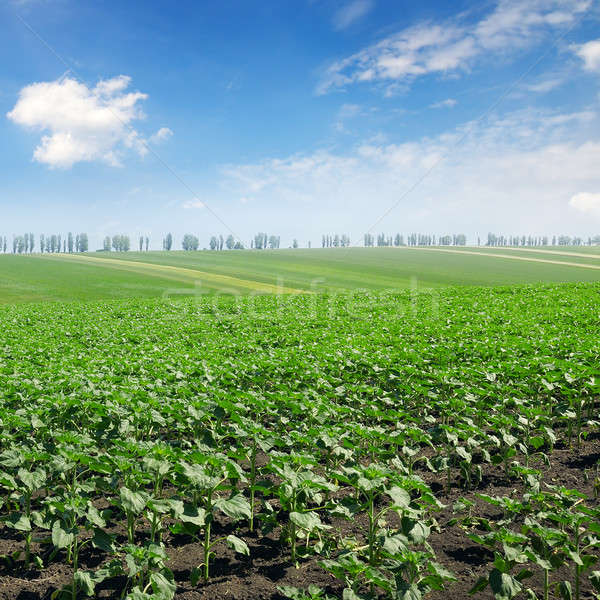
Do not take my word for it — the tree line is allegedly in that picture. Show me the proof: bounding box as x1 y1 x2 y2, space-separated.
361 233 467 247
3 231 600 255
0 233 89 254
483 233 600 247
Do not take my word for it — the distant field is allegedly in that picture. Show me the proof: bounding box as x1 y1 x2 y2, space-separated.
2 246 600 303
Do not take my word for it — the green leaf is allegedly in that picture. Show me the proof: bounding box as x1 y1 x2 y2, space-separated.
489 569 522 600
74 570 96 596
277 586 303 600
382 533 409 555
428 561 456 581
469 577 489 594
126 587 153 600
52 520 75 549
179 506 206 527
119 487 148 514
226 534 250 556
91 529 115 553
4 512 31 532
214 494 251 521
150 571 176 600
86 504 106 528
181 462 218 489
557 581 572 600
342 589 369 600
190 566 202 587
387 486 411 508
148 498 172 514
589 571 600 593
290 511 325 532
395 582 423 600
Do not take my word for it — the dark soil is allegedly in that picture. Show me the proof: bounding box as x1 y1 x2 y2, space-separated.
1 436 599 600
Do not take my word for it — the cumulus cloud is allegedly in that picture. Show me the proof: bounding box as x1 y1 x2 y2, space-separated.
318 0 591 94
7 75 150 168
575 39 600 72
150 127 173 144
222 107 600 235
570 192 600 216
182 199 205 209
333 0 373 30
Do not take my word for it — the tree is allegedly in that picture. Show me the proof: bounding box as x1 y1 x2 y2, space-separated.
103 236 111 252
145 237 149 251
209 236 218 250
79 233 88 252
292 239 298 248
139 236 144 252
254 232 268 250
225 235 235 250
40 234 45 254
68 232 73 253
163 233 173 251
182 234 199 251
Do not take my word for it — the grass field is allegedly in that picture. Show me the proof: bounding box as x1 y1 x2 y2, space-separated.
2 246 600 303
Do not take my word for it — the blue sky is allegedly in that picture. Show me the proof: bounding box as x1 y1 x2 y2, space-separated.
1 0 600 249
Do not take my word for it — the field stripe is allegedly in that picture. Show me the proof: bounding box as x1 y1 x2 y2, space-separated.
463 247 600 260
401 247 600 270
37 254 309 294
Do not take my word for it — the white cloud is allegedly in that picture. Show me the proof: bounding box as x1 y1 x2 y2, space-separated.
318 0 590 94
575 39 600 72
182 199 205 209
222 107 600 235
7 75 151 168
525 77 565 93
150 127 173 144
570 192 600 216
333 0 373 30
430 98 457 109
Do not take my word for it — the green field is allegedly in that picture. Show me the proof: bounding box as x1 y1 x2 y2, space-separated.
1 246 599 599
2 246 600 303
0 284 599 599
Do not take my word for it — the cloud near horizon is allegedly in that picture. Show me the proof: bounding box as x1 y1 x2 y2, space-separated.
222 107 600 236
7 75 150 168
182 199 206 209
570 192 600 216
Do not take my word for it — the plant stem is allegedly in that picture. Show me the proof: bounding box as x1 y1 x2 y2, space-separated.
367 493 375 566
249 444 256 533
203 518 211 581
72 542 78 600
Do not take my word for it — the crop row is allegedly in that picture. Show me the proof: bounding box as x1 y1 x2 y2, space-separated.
0 284 599 599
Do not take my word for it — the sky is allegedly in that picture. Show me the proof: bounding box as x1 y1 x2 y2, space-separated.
1 0 600 249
